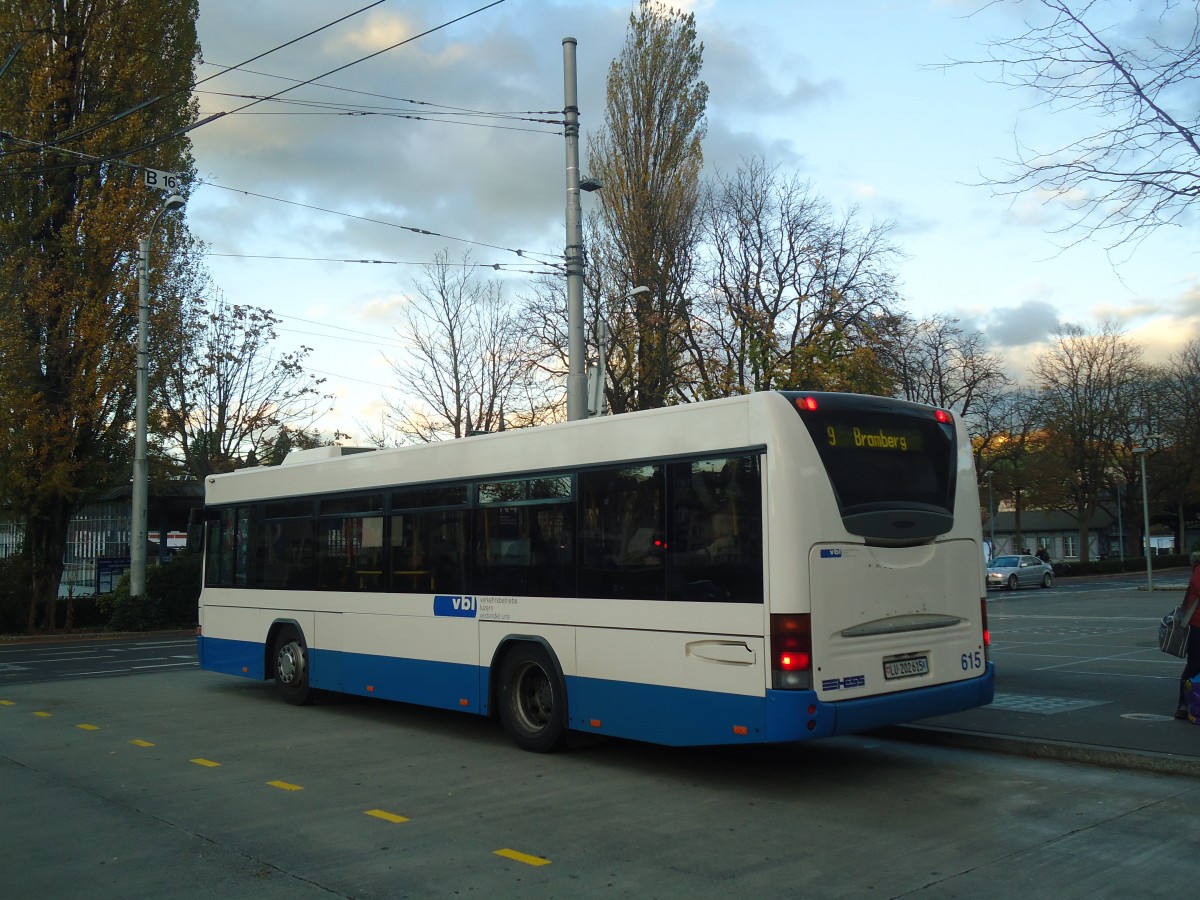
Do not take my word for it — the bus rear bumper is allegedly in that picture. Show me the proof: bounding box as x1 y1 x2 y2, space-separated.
766 663 995 741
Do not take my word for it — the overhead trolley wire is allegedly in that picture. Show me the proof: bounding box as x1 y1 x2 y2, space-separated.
2 0 511 174
199 179 566 268
196 60 562 118
192 91 563 134
206 251 563 276
5 0 392 157
217 0 509 118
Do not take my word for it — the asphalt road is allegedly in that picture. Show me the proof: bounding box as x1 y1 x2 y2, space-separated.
2 593 1199 898
897 569 1200 774
0 635 197 685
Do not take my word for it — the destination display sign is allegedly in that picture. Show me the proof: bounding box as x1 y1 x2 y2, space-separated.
822 422 923 452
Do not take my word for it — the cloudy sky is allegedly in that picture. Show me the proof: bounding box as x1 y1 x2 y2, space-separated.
186 0 1199 440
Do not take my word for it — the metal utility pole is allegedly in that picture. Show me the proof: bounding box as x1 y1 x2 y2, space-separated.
132 194 185 597
563 36 587 422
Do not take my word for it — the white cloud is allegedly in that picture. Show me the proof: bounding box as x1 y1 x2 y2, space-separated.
191 0 1199 441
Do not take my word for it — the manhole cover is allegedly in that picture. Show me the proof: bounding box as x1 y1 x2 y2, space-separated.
1121 713 1175 722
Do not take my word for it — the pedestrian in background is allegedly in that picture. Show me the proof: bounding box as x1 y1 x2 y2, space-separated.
1176 550 1200 719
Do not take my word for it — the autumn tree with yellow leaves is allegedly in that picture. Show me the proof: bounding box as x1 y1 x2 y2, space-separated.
0 0 199 629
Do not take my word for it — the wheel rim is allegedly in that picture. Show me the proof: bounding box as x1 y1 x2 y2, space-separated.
511 660 554 733
1009 575 1018 590
277 641 304 687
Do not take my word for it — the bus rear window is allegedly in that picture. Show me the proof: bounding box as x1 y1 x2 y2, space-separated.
785 392 957 542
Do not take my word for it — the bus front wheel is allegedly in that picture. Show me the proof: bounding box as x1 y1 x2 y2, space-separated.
497 644 567 753
272 628 314 706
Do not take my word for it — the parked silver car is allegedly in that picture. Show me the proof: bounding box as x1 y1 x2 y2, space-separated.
987 554 1054 591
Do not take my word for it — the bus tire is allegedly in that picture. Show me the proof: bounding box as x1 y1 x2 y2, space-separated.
272 628 314 706
497 644 567 753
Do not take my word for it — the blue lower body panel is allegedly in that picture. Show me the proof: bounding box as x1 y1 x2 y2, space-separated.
764 663 995 742
198 635 994 747
567 664 994 746
320 649 481 714
197 635 264 679
567 676 771 746
197 636 480 714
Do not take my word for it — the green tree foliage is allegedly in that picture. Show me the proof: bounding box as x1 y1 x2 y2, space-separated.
0 0 199 629
587 0 708 412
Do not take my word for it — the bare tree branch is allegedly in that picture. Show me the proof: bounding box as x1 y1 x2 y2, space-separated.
954 0 1200 246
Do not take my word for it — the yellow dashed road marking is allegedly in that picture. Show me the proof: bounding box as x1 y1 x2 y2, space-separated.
34 711 52 717
267 780 303 791
0 699 14 705
76 723 99 731
494 848 551 867
365 809 409 824
130 739 155 747
191 758 220 767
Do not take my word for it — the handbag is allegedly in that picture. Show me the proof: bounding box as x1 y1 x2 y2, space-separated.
1159 597 1199 658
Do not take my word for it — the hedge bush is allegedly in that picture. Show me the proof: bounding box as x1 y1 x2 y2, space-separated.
100 552 202 632
0 554 31 634
1052 553 1191 579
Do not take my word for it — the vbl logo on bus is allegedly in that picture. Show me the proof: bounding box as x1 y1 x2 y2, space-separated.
433 595 477 618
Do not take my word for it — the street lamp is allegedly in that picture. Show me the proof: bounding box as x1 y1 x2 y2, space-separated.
985 470 995 555
131 193 185 597
1132 441 1160 593
587 286 648 417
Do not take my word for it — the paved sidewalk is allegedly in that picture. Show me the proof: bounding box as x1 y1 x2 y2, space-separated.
890 571 1200 777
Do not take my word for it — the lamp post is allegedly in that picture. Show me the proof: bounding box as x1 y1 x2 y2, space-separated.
986 470 995 555
1132 444 1154 593
132 193 185 597
1116 481 1124 562
587 286 647 417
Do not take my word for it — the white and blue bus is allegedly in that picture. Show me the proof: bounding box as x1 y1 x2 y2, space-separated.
197 391 993 752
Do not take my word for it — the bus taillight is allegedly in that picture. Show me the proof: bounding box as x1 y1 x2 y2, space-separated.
771 613 812 690
981 597 991 663
795 396 819 412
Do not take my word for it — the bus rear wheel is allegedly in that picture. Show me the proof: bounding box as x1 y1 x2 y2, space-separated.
497 644 567 753
272 628 314 706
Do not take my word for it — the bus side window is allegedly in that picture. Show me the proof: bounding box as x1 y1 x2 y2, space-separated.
578 464 665 601
666 454 764 603
426 511 466 594
202 506 256 588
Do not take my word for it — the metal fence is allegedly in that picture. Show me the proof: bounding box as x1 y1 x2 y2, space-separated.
0 503 130 597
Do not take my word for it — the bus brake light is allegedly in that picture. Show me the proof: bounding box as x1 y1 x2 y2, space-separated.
981 598 991 662
935 408 951 423
771 614 813 689
795 396 819 412
779 651 811 671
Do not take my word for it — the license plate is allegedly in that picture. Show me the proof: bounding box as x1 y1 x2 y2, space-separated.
883 655 929 680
